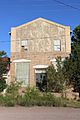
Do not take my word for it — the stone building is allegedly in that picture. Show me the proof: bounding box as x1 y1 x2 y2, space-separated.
10 18 71 87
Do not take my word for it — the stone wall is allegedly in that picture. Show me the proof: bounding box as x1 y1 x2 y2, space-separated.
10 18 71 86
11 18 71 53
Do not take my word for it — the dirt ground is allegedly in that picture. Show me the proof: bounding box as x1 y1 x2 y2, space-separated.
0 107 80 120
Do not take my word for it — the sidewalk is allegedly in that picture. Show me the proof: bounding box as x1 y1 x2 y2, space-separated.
0 107 80 120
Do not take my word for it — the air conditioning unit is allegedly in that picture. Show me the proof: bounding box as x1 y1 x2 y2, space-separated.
24 46 28 50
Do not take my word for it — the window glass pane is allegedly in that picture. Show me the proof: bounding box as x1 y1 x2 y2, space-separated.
54 40 60 45
54 46 60 51
21 40 28 46
15 62 29 85
54 40 61 51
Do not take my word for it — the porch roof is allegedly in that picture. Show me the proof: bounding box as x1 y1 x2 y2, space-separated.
33 65 48 69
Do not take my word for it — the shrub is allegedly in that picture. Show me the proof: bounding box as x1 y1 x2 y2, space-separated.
40 93 55 106
1 84 79 108
3 81 22 106
3 95 16 107
6 82 21 95
17 87 67 107
0 78 7 92
54 97 66 107
18 87 41 106
0 95 4 106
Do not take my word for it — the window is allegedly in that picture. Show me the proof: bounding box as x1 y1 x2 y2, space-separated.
54 40 61 51
21 40 28 47
15 62 29 85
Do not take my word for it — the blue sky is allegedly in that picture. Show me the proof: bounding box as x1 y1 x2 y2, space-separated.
0 0 80 56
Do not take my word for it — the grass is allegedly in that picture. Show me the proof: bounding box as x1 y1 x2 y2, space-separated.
65 99 80 108
0 82 80 108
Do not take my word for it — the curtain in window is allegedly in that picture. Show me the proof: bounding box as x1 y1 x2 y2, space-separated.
15 62 29 85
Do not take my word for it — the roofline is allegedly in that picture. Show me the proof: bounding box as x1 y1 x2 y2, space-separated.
11 17 70 30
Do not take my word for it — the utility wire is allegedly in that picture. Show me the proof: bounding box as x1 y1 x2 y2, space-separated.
52 0 80 11
0 35 71 43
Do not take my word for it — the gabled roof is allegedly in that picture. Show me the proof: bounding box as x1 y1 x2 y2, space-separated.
13 17 70 30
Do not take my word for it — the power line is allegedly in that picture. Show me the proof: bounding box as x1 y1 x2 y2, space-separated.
52 0 80 11
0 35 71 43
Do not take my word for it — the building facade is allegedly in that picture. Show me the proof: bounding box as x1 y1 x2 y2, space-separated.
10 18 71 87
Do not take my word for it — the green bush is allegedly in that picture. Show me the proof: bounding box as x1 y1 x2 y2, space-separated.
0 78 7 92
3 95 16 107
65 99 80 108
17 87 67 107
18 88 57 107
39 93 55 106
18 87 41 106
54 97 66 107
2 81 22 107
6 82 21 96
0 95 4 106
0 84 80 108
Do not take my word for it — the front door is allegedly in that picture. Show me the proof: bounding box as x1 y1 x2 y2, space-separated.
35 69 47 91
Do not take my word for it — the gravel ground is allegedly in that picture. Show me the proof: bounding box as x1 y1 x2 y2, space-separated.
0 107 80 120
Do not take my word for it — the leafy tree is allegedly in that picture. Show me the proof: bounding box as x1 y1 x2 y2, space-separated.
47 57 66 94
71 25 80 60
56 57 66 94
46 64 57 92
0 51 8 92
62 57 74 86
71 25 80 97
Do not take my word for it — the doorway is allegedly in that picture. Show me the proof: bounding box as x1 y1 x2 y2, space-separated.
35 69 47 91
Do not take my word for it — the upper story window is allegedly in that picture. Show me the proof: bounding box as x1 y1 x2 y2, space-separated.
53 40 61 51
21 40 28 51
21 40 28 47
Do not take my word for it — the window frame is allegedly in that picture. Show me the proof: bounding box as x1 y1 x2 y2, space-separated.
21 40 28 47
14 59 31 86
53 40 61 51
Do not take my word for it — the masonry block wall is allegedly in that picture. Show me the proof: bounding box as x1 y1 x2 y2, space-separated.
10 18 71 86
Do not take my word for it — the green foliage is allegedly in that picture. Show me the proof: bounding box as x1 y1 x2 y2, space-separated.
38 93 55 106
62 57 73 85
3 95 16 107
0 51 8 77
73 25 80 41
0 51 8 92
0 51 7 57
0 95 4 106
0 85 80 108
17 87 65 107
18 87 41 106
0 93 16 107
6 82 21 97
47 57 66 93
71 25 80 60
56 57 65 92
4 82 22 106
72 61 80 94
60 25 80 98
46 64 57 91
65 99 80 108
0 78 7 92
70 25 80 97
